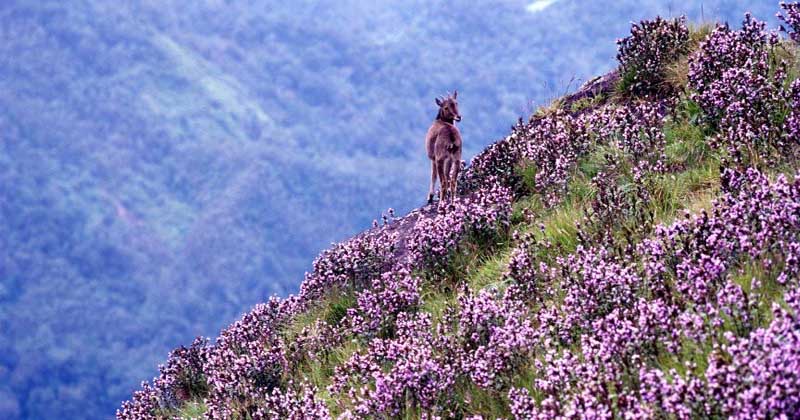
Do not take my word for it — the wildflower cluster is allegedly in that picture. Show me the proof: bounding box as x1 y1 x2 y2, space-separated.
298 229 397 301
254 381 331 420
688 14 775 114
503 230 556 302
284 319 343 372
331 288 537 417
594 101 668 176
617 16 690 96
778 1 800 41
705 289 800 418
330 313 457 418
407 182 512 273
786 79 800 144
443 288 537 389
203 298 290 419
688 13 797 165
572 101 667 249
459 130 524 195
346 266 421 338
516 110 592 206
117 337 211 419
507 167 800 418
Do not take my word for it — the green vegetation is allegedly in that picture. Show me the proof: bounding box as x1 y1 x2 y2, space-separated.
179 401 206 419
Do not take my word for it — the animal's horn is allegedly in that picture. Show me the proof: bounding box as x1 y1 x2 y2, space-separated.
453 90 457 99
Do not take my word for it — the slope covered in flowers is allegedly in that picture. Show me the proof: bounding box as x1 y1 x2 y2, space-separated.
120 3 800 419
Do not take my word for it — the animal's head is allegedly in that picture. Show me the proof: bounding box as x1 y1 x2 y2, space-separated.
435 90 461 122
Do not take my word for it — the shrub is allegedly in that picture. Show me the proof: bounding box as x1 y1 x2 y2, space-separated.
778 1 800 42
617 16 690 96
688 13 794 166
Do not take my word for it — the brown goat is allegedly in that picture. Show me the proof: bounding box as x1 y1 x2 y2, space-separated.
425 91 462 209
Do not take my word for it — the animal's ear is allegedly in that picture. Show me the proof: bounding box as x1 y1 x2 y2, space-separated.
435 97 443 106
453 90 457 99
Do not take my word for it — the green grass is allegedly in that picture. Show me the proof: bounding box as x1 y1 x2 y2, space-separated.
774 40 800 86
283 287 356 342
420 287 458 325
298 340 361 415
468 251 512 291
178 401 207 419
664 115 710 168
570 93 607 114
538 204 583 254
455 382 513 418
614 68 638 98
688 22 715 47
650 163 719 223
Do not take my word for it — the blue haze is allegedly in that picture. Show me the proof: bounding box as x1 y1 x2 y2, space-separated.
0 1 779 418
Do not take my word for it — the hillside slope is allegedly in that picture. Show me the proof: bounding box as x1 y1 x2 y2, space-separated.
119 4 800 419
2 2 785 418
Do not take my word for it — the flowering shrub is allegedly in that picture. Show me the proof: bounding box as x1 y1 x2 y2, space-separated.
406 205 466 273
460 128 524 195
778 1 800 42
285 319 343 372
299 230 397 302
595 101 668 176
254 381 331 420
506 167 800 418
444 288 536 389
117 382 162 420
713 64 789 165
643 168 800 306
407 183 511 273
330 313 457 418
705 290 800 418
347 266 421 338
517 110 591 206
785 79 800 145
688 14 775 114
117 337 211 419
686 13 798 165
635 365 708 418
617 16 690 95
203 298 290 419
503 231 557 303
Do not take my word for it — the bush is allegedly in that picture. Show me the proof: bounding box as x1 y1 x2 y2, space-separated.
778 1 800 42
688 13 794 166
617 16 690 96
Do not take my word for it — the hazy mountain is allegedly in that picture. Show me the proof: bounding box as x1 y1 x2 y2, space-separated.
0 1 778 418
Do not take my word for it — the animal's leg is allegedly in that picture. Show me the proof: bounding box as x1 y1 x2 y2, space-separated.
442 159 453 207
436 160 448 211
450 160 461 204
428 159 437 204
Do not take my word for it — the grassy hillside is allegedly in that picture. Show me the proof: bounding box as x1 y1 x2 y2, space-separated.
4 1 786 418
120 5 800 419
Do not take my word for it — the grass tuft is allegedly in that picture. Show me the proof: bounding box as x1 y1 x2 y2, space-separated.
178 401 206 419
